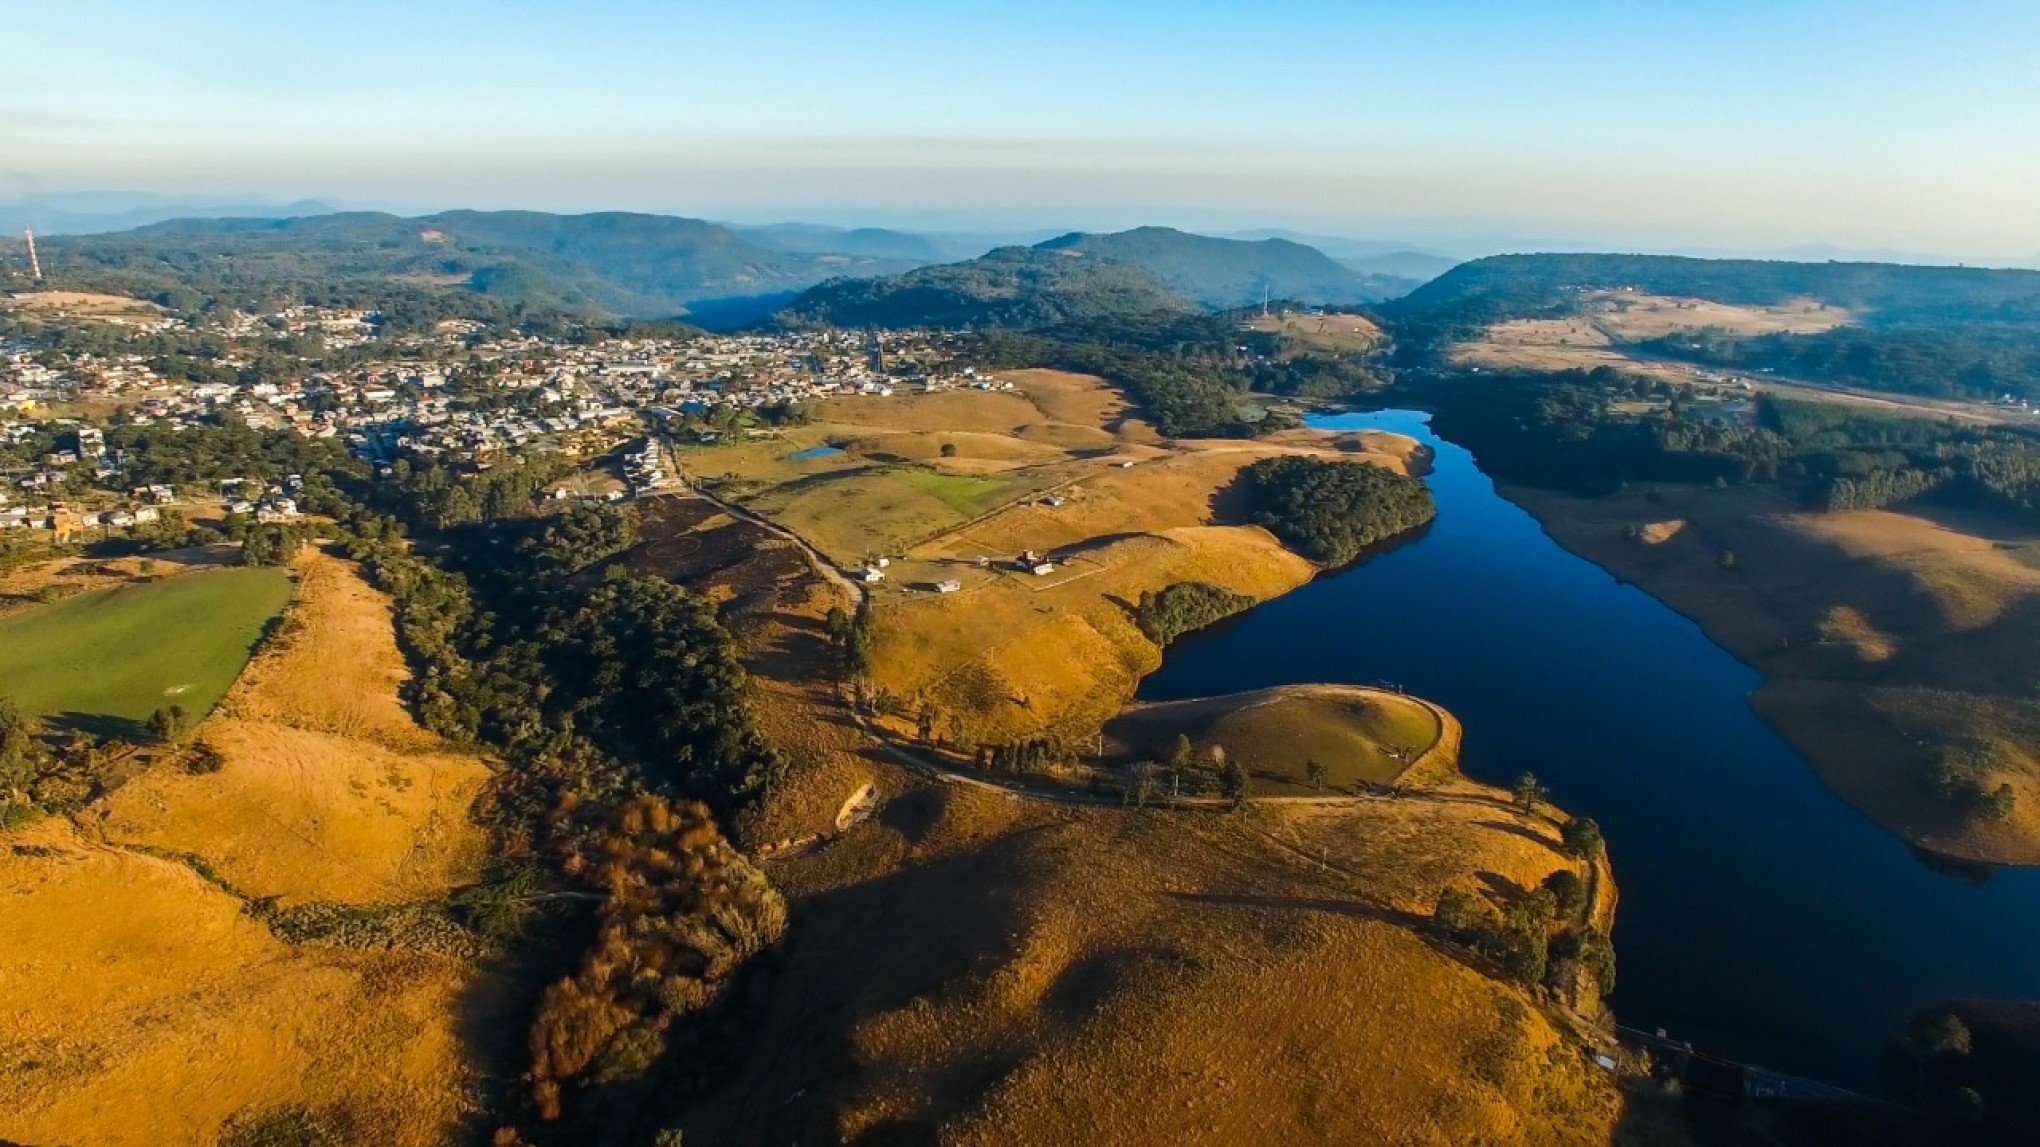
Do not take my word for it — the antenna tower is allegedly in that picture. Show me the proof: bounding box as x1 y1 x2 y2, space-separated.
24 228 43 281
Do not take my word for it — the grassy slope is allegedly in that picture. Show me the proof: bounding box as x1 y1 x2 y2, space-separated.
683 774 1620 1145
1107 684 1445 792
96 548 492 905
0 549 500 1146
647 368 1625 1143
1507 482 2040 863
0 566 291 735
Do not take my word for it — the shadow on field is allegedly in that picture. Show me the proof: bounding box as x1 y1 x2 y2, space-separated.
46 710 144 740
1472 817 1564 852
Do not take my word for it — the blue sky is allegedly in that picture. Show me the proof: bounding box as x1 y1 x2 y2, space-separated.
5 1 2038 257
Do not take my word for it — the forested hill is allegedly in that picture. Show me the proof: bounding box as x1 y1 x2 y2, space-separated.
776 226 1392 330
1387 252 2040 331
35 210 933 326
1033 227 1386 308
774 244 1201 329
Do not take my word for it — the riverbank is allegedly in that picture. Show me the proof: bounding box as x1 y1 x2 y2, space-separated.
1501 480 2040 867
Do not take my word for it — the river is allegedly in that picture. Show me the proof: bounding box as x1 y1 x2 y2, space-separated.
1139 409 2040 1089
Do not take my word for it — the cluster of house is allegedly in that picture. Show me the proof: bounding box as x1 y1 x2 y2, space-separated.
1 314 991 546
621 440 675 494
4 321 976 478
219 476 307 523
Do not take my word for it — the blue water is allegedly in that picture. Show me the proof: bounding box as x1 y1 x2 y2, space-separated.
1140 409 2040 1088
789 445 845 461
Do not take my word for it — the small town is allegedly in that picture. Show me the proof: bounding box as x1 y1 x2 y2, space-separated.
0 303 983 536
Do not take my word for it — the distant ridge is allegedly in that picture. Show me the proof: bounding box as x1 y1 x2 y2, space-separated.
777 225 1404 329
31 209 940 325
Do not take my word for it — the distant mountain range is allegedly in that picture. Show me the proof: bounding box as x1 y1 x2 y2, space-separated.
0 195 342 237
15 212 1449 330
31 210 941 326
776 226 1425 329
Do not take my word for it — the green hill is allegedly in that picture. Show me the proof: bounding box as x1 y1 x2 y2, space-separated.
1385 252 2040 399
775 244 1200 329
1388 252 2040 330
777 226 1392 329
1034 226 1380 308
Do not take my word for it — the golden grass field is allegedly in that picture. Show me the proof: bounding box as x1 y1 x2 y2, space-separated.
96 548 492 904
0 290 165 317
0 548 500 1146
1105 684 1447 792
1449 291 2025 428
675 769 1622 1145
1507 482 2040 863
0 819 484 1147
1246 309 1385 354
1587 291 1850 340
680 369 1426 747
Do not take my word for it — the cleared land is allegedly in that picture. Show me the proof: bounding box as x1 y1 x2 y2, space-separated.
1451 291 2023 427
1105 684 1448 793
0 290 165 318
617 368 1626 1143
678 369 1423 746
96 548 492 905
0 566 292 736
1508 481 2040 863
1247 310 1385 354
0 549 502 1147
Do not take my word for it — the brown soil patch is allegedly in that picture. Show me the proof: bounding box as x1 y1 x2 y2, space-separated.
1 290 164 317
0 545 240 617
95 548 491 905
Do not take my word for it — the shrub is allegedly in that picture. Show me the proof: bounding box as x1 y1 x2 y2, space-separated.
1133 581 1255 646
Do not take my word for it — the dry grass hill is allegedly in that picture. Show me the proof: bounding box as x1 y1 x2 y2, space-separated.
1509 482 2040 863
0 547 505 1146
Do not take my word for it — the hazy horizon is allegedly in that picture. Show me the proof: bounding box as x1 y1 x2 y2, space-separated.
7 1 2039 263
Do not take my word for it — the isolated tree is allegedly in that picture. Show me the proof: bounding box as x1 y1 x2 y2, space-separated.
939 441 958 458
1305 759 1327 790
1513 772 1548 814
916 703 936 744
1219 754 1252 809
1560 816 1605 861
147 704 189 745
1433 888 1498 943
